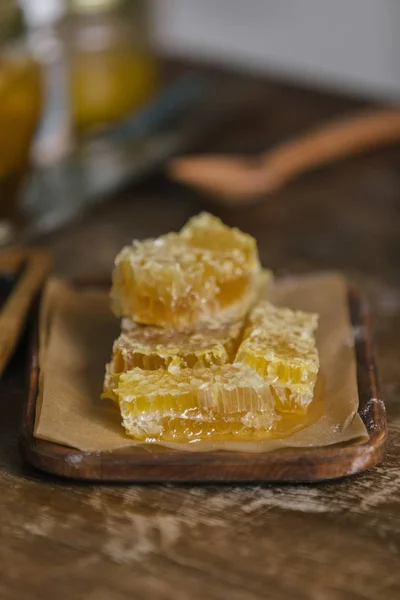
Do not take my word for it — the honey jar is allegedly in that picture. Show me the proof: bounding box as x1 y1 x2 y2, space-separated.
0 0 41 230
68 0 157 133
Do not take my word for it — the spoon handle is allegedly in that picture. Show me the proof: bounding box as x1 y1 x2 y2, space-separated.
263 107 400 188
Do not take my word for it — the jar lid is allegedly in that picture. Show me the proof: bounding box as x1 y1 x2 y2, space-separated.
0 0 24 43
69 0 127 13
20 0 65 28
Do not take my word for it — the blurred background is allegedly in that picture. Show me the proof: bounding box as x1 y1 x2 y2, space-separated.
0 0 399 277
154 0 400 99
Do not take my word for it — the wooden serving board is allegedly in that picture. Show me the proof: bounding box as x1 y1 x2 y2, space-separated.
19 285 387 483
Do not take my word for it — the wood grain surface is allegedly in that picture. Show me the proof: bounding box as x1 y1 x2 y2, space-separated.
1 61 400 599
19 285 387 483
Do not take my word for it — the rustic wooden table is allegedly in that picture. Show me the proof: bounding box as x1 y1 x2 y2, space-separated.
1 63 400 600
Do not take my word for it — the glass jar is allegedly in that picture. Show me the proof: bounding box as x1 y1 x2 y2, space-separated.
0 0 41 228
68 0 157 134
21 0 72 167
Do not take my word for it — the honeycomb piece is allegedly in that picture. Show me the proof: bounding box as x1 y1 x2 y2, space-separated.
111 213 267 329
115 364 278 442
102 318 244 401
236 301 319 413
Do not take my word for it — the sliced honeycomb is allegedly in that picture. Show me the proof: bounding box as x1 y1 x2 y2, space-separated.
102 318 244 401
114 364 278 442
105 213 321 442
236 301 319 413
111 213 268 330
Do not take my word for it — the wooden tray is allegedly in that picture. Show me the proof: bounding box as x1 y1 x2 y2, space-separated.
19 285 387 483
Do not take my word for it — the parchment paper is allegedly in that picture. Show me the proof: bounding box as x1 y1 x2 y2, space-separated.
34 273 368 452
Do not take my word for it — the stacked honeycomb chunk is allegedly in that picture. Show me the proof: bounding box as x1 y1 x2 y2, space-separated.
116 364 276 441
111 212 267 330
104 213 319 443
103 317 244 402
236 301 319 413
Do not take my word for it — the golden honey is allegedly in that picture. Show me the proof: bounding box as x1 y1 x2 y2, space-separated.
114 364 277 442
236 301 319 413
105 213 320 444
111 213 267 330
103 318 244 401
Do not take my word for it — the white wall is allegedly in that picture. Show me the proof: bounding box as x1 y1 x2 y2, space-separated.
152 0 400 100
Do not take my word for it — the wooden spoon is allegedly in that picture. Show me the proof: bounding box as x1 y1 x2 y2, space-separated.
167 107 400 206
